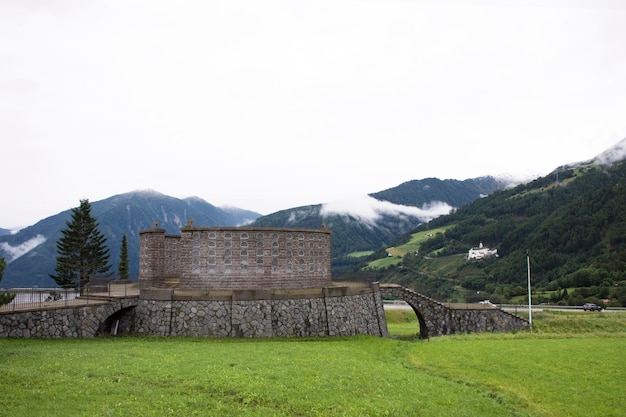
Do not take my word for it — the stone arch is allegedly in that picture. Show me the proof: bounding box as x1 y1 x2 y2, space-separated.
379 284 529 338
0 298 139 338
79 298 140 338
98 306 136 336
379 284 453 339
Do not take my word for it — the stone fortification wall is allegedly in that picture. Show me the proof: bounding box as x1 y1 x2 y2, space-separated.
0 298 139 338
122 284 388 338
139 225 332 292
1 285 388 338
3 223 391 339
447 307 529 334
380 284 528 338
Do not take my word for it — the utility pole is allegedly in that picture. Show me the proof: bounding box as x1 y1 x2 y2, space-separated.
527 249 532 332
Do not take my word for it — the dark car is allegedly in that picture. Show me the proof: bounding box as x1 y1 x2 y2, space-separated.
583 303 603 311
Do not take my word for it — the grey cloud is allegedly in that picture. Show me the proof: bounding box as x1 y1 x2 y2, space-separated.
320 195 452 225
0 234 47 262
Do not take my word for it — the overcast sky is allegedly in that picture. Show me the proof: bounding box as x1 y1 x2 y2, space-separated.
2 0 626 229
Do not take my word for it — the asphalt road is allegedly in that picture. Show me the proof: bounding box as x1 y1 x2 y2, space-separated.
383 302 624 313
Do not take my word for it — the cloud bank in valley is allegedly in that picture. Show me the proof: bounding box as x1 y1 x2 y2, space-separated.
319 195 453 225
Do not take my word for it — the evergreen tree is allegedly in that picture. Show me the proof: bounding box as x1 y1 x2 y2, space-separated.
50 199 111 291
0 257 15 305
118 233 129 281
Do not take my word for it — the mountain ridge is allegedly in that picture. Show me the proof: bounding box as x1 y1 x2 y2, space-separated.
363 141 626 306
0 191 261 288
2 138 624 289
250 175 510 275
0 176 508 288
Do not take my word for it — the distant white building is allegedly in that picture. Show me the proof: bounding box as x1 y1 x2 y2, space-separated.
467 242 498 260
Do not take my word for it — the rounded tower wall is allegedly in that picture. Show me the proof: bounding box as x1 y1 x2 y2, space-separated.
139 225 332 293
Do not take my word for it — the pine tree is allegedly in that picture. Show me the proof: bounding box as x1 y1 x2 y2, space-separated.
118 233 129 281
50 199 111 291
0 257 15 305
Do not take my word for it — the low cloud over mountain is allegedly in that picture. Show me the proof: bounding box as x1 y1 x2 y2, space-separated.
320 195 452 226
594 137 626 166
0 234 46 262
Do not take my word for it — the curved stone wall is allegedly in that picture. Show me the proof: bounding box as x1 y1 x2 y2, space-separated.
380 284 528 337
1 283 529 339
123 284 388 338
0 284 388 339
0 298 139 338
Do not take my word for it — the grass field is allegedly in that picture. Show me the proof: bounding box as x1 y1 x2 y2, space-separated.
366 226 453 269
347 250 374 258
1 311 624 417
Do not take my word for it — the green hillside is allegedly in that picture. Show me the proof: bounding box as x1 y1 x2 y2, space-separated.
363 161 626 307
365 226 453 269
251 176 508 276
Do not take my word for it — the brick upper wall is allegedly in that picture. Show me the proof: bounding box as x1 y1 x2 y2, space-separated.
139 225 332 291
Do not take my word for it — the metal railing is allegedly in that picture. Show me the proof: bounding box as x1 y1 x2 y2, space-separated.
0 288 79 312
0 282 139 313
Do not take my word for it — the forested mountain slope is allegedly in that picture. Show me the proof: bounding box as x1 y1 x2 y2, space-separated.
0 191 260 288
370 176 507 207
251 204 432 276
368 161 626 306
0 176 510 287
251 176 509 275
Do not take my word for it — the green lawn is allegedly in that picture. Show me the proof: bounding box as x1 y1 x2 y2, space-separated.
1 311 624 417
384 308 420 339
365 254 403 269
411 335 624 417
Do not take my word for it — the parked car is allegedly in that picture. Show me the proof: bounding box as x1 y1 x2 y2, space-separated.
582 303 603 311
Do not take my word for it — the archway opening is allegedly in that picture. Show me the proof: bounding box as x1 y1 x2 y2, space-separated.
384 301 422 340
98 306 136 336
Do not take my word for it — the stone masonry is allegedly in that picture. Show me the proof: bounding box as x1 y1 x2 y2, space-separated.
0 285 389 338
0 297 139 338
0 223 526 339
380 284 529 338
0 283 529 339
123 285 388 338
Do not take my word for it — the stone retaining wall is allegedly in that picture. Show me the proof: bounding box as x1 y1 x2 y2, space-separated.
447 308 529 334
0 285 388 339
0 298 138 338
1 284 528 339
121 286 388 338
380 284 528 338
